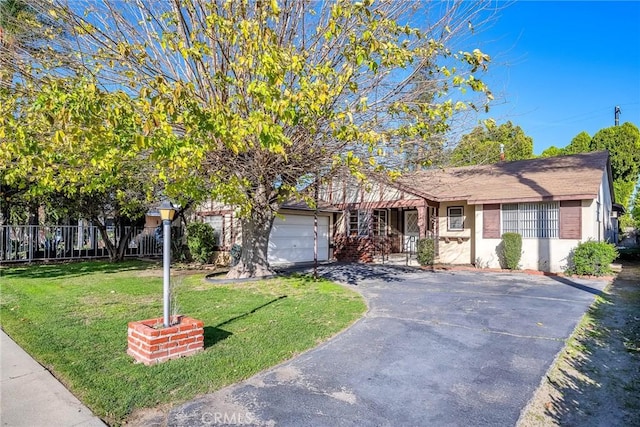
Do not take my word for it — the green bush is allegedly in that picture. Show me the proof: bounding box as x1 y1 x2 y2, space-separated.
416 238 436 266
566 240 618 276
186 222 216 263
500 232 522 270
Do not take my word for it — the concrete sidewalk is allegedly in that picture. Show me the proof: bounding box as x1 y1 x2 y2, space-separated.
0 330 105 427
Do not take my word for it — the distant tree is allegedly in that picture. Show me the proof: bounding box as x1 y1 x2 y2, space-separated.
590 122 640 183
538 124 640 215
565 131 592 154
539 145 565 158
450 121 534 166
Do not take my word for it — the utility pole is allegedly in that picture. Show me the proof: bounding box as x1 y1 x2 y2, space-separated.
615 106 621 126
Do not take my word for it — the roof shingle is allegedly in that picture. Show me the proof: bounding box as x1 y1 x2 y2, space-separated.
394 151 610 204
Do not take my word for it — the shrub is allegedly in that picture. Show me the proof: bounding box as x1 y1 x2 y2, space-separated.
416 238 436 266
186 222 216 263
500 232 522 270
566 240 618 276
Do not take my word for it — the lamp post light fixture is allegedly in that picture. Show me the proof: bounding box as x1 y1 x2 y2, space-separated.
158 199 176 328
127 198 203 365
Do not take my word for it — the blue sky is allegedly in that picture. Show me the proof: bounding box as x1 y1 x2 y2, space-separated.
473 1 640 154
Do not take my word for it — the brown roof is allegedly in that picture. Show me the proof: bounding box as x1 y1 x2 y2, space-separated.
393 151 611 204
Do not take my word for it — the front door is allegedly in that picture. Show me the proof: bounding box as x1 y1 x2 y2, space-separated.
404 210 419 253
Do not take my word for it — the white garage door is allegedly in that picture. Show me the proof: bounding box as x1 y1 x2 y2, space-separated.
268 214 329 264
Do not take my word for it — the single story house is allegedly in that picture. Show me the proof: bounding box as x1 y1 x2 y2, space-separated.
196 150 617 272
332 150 617 272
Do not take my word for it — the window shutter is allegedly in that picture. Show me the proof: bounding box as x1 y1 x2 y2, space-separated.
483 204 501 238
559 200 582 239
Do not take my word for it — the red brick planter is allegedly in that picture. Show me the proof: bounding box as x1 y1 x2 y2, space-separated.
127 316 204 365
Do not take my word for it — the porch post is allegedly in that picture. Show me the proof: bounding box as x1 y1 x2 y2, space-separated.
417 202 428 239
432 203 440 257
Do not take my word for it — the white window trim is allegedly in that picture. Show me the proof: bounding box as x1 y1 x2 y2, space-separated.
349 210 370 237
373 209 388 237
447 206 464 231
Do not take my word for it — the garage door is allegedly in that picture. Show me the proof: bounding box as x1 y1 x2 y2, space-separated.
268 214 330 264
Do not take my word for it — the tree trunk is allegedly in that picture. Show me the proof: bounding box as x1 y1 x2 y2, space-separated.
96 223 117 261
1 197 9 226
116 223 133 261
226 206 276 279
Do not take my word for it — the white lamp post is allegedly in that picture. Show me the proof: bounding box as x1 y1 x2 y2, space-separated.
158 199 176 328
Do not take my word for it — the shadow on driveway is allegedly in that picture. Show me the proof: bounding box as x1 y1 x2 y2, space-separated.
546 275 604 296
279 262 423 285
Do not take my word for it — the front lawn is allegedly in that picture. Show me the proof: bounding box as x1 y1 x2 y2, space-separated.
0 261 365 425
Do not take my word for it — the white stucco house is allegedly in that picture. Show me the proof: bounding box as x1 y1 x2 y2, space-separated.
324 150 617 272
196 151 618 272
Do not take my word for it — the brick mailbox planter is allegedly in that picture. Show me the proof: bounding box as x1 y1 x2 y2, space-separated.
127 316 204 365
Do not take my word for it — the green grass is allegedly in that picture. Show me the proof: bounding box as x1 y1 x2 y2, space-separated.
0 261 366 425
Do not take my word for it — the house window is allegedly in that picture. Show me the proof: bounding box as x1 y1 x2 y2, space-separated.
447 206 464 231
203 215 223 245
373 210 387 236
502 202 559 238
349 210 370 236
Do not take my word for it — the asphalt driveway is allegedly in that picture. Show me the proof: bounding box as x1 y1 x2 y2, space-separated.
163 265 608 426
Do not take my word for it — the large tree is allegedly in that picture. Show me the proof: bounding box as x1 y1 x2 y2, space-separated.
590 122 640 184
592 123 640 215
1 0 43 224
12 0 496 276
560 124 640 213
449 120 534 166
1 77 153 260
0 0 79 228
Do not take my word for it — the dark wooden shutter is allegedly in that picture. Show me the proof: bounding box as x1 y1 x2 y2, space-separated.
483 204 501 238
560 200 582 239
